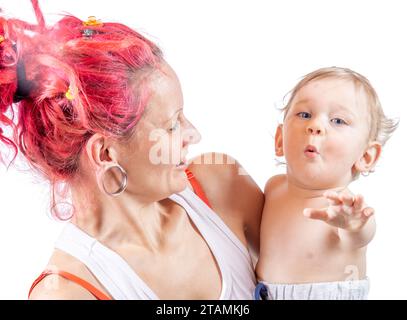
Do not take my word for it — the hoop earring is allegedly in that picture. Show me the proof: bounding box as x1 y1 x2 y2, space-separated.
51 201 74 221
361 171 370 177
99 163 128 196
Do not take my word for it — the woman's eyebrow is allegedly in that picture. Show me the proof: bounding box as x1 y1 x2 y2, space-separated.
162 107 183 125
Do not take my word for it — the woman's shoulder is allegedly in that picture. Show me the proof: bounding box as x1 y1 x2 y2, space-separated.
29 249 107 300
187 152 263 209
29 272 96 300
187 152 264 250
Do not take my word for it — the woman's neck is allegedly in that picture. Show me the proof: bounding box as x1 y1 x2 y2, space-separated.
70 186 188 252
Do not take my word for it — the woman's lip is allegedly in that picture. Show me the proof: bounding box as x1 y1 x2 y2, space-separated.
175 162 188 170
175 157 188 168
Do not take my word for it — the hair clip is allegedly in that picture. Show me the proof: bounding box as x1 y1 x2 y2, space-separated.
65 85 77 101
81 28 96 38
0 35 5 44
83 16 103 27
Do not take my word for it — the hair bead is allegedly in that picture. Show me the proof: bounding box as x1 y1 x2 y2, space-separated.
83 16 103 27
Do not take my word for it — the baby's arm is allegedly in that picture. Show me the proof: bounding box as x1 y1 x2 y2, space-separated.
303 191 376 250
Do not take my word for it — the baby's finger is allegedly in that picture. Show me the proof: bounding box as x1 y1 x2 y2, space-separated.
353 194 364 211
303 208 329 221
323 191 342 206
332 205 352 216
340 194 355 207
362 207 375 218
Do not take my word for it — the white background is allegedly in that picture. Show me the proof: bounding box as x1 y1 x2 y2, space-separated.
0 0 405 299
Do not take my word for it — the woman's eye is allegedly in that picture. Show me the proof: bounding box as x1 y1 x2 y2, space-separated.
331 118 347 125
297 112 312 119
169 120 180 132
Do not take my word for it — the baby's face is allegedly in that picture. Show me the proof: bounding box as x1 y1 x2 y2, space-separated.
280 78 371 188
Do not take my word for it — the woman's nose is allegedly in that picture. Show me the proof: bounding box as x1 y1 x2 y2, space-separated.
183 122 201 146
188 127 201 145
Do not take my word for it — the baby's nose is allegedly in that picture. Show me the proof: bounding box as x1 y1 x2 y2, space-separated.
306 124 325 135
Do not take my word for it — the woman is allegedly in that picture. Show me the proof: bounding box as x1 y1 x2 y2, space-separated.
0 1 263 299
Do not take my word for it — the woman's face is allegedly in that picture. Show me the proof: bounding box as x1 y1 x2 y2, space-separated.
116 62 201 200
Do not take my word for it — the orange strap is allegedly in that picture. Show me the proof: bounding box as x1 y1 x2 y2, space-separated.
28 269 112 300
185 168 212 208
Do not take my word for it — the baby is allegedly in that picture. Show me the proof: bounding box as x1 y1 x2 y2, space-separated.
255 67 397 300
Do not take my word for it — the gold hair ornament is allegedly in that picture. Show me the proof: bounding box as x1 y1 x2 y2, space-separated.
65 85 77 101
83 16 103 27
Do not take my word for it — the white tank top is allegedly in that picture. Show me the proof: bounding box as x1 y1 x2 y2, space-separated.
54 187 256 299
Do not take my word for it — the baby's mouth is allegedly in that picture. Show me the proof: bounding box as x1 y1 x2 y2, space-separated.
304 145 320 158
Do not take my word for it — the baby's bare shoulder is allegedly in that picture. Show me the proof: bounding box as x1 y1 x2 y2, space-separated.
264 174 287 195
261 174 288 220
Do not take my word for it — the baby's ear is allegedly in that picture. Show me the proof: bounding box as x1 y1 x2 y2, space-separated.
275 124 284 157
354 141 382 174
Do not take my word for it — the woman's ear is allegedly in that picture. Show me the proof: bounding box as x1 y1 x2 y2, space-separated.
85 134 118 169
354 141 382 174
275 124 284 157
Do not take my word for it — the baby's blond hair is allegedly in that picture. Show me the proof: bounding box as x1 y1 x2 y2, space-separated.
282 67 398 145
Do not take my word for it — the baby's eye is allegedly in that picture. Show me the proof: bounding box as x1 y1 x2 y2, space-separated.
296 112 312 119
330 118 348 125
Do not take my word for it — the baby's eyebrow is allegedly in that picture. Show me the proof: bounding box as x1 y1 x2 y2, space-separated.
293 99 311 106
330 103 356 118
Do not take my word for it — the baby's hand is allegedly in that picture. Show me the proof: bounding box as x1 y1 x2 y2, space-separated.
303 191 374 232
